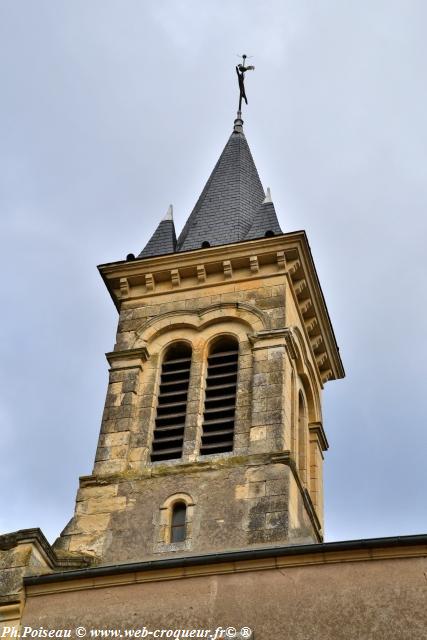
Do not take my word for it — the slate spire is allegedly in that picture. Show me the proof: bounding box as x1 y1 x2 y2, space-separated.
139 118 283 258
138 205 177 258
176 117 266 252
245 188 283 240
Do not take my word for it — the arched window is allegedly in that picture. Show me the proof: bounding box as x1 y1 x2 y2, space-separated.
170 502 187 542
298 391 308 485
150 342 192 462
200 336 239 455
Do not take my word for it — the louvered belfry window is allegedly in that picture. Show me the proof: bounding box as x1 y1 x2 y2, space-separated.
200 337 239 455
150 342 192 462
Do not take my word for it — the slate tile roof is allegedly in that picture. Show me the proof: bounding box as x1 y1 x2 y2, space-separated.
139 122 282 258
245 201 282 240
138 211 177 258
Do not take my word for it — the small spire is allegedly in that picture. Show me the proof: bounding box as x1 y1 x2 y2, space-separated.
263 187 272 204
162 204 173 221
233 111 244 133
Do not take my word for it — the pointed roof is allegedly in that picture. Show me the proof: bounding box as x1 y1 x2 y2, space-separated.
176 118 265 252
138 205 176 258
245 188 283 240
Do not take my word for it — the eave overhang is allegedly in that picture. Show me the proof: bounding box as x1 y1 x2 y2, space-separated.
24 534 427 590
98 232 345 383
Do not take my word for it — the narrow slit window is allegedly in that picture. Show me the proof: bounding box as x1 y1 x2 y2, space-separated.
170 502 187 543
150 342 192 462
200 337 239 455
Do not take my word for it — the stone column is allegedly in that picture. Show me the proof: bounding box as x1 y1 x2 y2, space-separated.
248 330 288 454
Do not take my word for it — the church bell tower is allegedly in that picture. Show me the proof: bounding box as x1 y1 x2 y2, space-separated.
54 70 344 565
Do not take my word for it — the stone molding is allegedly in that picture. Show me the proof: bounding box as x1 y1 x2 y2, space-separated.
98 233 344 384
106 347 150 371
23 537 427 596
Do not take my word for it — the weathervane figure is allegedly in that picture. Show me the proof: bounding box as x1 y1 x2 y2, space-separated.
236 54 255 113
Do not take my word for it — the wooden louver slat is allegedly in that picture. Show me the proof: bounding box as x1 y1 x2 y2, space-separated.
151 345 192 462
200 339 238 455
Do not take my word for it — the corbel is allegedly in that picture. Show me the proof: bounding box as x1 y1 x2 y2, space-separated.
316 352 328 367
311 335 323 351
171 269 181 288
288 259 301 275
119 277 130 299
299 298 312 314
305 317 318 333
145 273 155 292
320 369 333 384
294 278 307 295
197 264 206 283
223 260 233 279
249 255 259 273
276 250 286 270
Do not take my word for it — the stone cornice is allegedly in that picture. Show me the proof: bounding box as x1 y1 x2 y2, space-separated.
309 421 329 451
24 536 427 596
0 528 57 568
106 347 150 370
99 233 344 384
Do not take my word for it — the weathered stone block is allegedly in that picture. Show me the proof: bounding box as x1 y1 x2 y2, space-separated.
76 485 118 502
72 514 110 534
248 481 266 498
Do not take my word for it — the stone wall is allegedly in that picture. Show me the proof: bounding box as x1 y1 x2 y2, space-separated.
19 547 427 640
54 237 336 564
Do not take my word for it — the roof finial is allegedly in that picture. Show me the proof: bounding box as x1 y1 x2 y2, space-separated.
234 54 255 132
263 187 272 204
162 204 173 221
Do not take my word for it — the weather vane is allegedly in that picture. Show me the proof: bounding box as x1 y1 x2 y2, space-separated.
236 54 255 115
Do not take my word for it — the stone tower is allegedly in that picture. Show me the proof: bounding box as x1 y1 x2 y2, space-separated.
54 115 344 565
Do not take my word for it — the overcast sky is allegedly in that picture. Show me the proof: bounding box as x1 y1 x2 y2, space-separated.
1 1 426 545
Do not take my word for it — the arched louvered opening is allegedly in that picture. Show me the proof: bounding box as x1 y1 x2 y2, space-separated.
150 342 192 462
200 336 239 455
170 502 187 543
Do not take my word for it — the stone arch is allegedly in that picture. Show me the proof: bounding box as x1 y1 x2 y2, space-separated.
297 387 309 487
131 302 268 349
289 326 321 423
159 492 195 545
